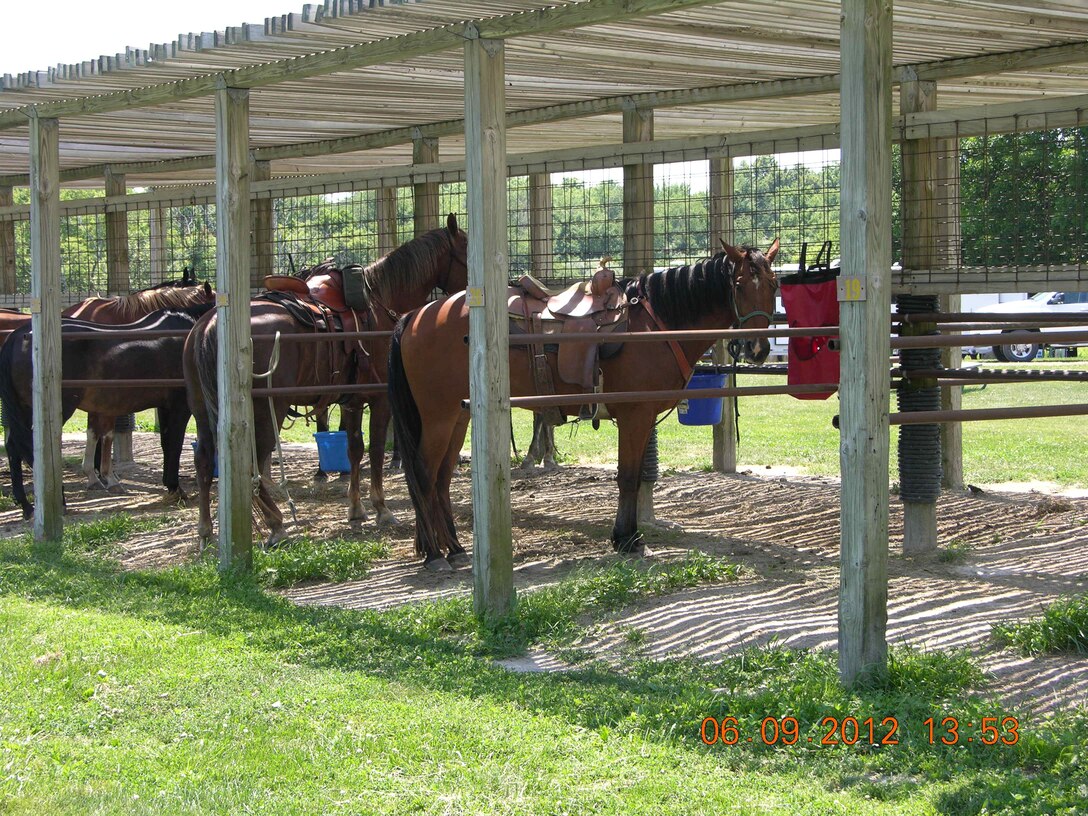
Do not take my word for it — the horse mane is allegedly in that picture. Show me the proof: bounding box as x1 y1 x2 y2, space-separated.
362 227 453 303
626 252 730 329
94 283 210 323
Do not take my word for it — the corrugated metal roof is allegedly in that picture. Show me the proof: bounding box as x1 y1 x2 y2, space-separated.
0 0 1085 185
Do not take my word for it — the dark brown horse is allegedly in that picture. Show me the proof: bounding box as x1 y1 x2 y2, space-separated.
0 273 216 491
388 240 780 571
0 299 216 518
185 214 469 548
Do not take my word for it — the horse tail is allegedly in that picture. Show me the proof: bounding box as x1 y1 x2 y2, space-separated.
194 316 221 429
387 316 433 556
0 329 33 465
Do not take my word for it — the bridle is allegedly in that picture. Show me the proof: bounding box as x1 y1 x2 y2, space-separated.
730 249 777 328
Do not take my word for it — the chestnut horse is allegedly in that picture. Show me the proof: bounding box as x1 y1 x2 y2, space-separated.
185 214 468 548
388 240 779 571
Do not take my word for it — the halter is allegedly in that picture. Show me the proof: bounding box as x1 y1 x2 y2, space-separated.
730 249 776 327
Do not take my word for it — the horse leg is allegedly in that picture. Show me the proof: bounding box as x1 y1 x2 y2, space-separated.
442 413 472 569
159 402 189 502
387 427 401 471
365 401 397 526
342 406 367 523
82 425 107 490
312 407 330 483
192 418 216 550
254 400 287 548
412 415 468 572
100 431 121 491
8 447 32 520
611 410 657 556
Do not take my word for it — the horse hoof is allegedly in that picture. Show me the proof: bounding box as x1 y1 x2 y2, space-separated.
86 481 107 492
375 511 398 527
313 471 328 483
446 551 471 570
107 484 126 495
265 529 290 550
424 556 453 573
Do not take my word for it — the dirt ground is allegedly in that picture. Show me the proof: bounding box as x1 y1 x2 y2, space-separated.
2 431 1085 718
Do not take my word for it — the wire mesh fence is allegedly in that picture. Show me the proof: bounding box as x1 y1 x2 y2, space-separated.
0 110 1085 305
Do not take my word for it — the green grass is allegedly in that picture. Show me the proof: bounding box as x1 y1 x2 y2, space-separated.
993 594 1088 655
254 534 389 587
1 535 1086 815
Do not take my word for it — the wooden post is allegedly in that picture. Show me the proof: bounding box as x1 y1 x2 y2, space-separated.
622 104 654 278
104 170 130 294
251 160 274 286
376 186 398 257
938 138 964 489
709 157 737 473
528 172 553 279
149 201 169 280
899 75 940 556
413 134 440 237
215 83 255 571
28 114 64 546
0 186 17 294
464 35 514 618
838 0 892 685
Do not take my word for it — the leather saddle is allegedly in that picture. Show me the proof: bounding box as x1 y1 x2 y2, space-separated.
264 258 369 318
508 258 628 421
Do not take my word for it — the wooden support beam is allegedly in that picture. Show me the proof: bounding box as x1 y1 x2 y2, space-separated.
837 0 892 686
622 105 654 278
104 170 130 294
709 157 737 473
898 75 940 558
412 135 440 238
464 36 514 619
937 138 964 490
214 84 255 571
251 160 274 286
28 114 64 546
149 201 169 280
376 185 398 257
528 172 553 279
0 186 16 294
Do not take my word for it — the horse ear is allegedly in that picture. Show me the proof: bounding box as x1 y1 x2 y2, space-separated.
720 240 745 264
203 281 213 297
766 237 781 263
446 212 458 236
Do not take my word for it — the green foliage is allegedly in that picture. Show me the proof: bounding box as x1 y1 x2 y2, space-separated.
54 513 169 555
993 594 1088 655
254 535 389 587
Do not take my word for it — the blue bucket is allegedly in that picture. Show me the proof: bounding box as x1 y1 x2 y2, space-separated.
678 372 727 426
314 431 352 473
190 441 218 477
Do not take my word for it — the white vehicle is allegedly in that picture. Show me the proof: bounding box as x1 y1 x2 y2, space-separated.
965 292 1088 363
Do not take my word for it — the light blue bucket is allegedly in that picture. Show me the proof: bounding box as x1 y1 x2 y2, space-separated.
314 431 352 473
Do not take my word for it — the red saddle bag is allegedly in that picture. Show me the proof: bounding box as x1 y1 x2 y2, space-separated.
779 242 840 400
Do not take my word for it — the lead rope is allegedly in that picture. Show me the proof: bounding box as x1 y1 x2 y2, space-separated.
252 331 298 529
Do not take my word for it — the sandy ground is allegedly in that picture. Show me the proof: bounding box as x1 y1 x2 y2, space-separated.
1 431 1085 717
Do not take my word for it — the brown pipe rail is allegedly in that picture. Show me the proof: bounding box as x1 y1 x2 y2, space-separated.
507 324 837 346
890 403 1088 426
900 367 1088 383
897 311 1088 325
502 382 838 410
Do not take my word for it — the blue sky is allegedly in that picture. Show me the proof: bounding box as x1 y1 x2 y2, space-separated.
1 0 288 76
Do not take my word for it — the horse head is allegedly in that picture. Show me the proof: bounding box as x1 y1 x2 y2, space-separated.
720 237 780 364
442 212 470 295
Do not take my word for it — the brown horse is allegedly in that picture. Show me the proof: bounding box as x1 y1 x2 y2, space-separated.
184 214 469 548
388 240 780 571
